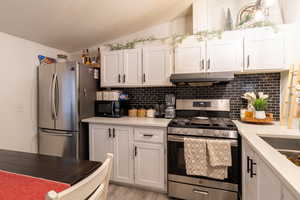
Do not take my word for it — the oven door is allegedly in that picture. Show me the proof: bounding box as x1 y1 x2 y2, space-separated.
167 135 240 186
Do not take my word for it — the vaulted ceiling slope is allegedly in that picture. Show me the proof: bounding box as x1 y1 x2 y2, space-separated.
0 0 192 52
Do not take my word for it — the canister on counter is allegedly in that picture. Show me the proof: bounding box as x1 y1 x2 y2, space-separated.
128 107 138 117
137 107 146 118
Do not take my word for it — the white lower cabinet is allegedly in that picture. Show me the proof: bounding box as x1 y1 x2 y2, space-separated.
89 124 166 191
242 138 297 200
282 187 297 200
89 125 114 177
113 126 134 184
134 142 165 189
257 159 281 200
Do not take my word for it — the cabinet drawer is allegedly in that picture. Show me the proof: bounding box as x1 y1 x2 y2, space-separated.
134 128 164 143
168 181 238 200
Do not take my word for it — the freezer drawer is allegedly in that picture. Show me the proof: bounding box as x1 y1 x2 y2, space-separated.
38 129 77 158
168 181 238 200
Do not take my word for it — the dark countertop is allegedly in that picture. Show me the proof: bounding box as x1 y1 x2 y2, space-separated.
0 149 101 185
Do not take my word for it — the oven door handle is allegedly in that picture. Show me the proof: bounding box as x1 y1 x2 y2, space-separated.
167 135 238 147
193 189 209 196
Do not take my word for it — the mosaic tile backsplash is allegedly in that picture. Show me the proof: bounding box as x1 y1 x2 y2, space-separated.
109 73 280 120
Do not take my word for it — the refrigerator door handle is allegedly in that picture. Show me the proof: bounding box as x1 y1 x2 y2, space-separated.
55 74 59 119
51 73 57 119
40 129 73 137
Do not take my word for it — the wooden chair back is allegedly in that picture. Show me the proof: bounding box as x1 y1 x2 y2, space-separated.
45 153 113 200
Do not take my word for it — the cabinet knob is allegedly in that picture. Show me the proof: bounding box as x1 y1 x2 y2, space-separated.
247 55 250 68
207 58 211 70
201 59 205 70
247 156 251 174
250 159 257 178
108 128 111 138
134 146 137 157
112 128 116 138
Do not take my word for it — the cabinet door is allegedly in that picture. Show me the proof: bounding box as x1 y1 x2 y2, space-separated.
282 186 297 200
134 142 165 190
242 139 258 200
206 39 243 72
101 50 123 87
175 43 205 74
123 49 142 86
244 29 286 71
113 126 134 184
257 159 281 200
89 125 114 178
142 46 173 86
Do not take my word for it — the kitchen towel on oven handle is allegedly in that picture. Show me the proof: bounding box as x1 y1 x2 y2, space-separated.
184 138 232 180
207 139 232 167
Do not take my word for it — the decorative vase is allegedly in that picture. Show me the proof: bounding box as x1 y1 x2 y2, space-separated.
225 8 234 31
255 111 266 119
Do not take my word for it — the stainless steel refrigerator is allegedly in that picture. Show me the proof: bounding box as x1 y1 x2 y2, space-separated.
38 61 96 160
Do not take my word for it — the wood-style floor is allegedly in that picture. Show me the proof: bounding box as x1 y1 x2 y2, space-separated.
108 184 169 200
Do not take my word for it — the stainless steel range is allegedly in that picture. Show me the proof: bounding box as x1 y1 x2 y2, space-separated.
167 99 240 200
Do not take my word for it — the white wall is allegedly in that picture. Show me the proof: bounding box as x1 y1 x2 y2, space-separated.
70 16 191 59
0 32 66 153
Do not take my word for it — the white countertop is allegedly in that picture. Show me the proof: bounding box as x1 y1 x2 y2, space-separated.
234 120 300 198
82 117 172 128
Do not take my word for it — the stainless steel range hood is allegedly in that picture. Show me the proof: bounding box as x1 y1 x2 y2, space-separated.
170 72 234 86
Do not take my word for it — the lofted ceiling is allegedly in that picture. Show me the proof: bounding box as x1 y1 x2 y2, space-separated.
0 0 192 52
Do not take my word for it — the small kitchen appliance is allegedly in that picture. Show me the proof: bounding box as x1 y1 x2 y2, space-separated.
167 99 240 200
165 94 176 119
95 90 129 118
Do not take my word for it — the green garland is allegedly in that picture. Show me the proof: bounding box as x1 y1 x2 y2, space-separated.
105 30 223 51
105 22 276 51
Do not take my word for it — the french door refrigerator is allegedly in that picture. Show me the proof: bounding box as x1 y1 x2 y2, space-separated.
38 61 96 160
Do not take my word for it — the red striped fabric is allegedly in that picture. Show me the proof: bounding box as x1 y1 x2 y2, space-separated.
0 170 70 200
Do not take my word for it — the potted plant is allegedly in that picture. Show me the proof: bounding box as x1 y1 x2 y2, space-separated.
241 92 257 111
252 92 268 119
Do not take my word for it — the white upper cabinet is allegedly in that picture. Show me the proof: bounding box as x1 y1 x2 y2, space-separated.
101 45 173 87
123 48 142 86
244 28 286 71
206 32 243 72
142 46 173 86
101 50 123 87
175 41 205 74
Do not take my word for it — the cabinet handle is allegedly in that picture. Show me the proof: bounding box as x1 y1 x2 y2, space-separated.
250 159 257 178
108 128 111 138
247 55 250 68
193 189 208 196
112 128 115 138
143 73 146 83
207 58 211 70
247 156 251 174
134 146 137 157
201 59 205 70
143 134 153 137
123 74 126 83
118 74 121 83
